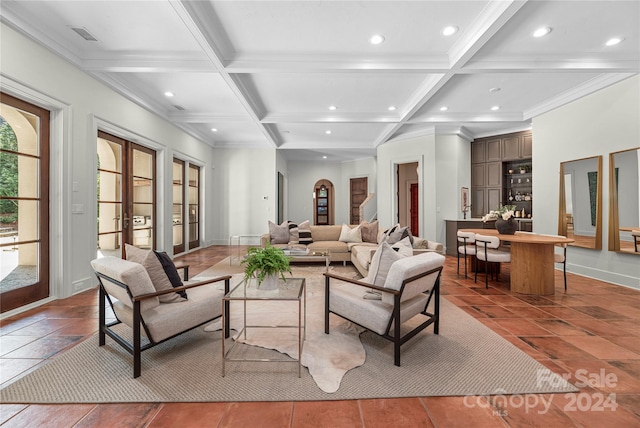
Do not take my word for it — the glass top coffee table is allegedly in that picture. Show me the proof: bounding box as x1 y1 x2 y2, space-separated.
221 277 306 377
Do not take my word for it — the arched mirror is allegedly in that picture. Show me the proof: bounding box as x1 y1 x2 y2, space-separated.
608 147 640 254
558 156 602 249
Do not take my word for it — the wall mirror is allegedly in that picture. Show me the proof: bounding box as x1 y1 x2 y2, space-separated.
608 147 640 255
558 156 602 249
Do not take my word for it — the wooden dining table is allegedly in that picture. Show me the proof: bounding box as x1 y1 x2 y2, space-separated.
459 229 574 295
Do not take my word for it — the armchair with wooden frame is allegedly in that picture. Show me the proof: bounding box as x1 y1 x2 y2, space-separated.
324 252 444 366
91 257 231 378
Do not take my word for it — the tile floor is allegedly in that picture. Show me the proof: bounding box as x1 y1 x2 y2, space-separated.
1 246 639 427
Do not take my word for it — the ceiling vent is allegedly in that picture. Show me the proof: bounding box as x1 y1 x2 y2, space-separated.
173 105 186 111
71 27 98 42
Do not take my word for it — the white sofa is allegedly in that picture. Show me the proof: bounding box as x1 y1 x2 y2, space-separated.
261 224 443 277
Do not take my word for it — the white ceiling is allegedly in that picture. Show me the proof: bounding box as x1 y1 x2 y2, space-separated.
2 1 638 162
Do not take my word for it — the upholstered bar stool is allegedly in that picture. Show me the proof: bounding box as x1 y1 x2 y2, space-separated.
474 234 511 288
456 231 476 278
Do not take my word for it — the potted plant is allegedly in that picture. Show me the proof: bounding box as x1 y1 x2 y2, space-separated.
242 244 292 289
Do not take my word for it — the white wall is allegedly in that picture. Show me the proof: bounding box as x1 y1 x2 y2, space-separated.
533 75 640 289
435 134 472 247
376 134 471 246
286 161 344 224
0 23 215 304
211 148 276 244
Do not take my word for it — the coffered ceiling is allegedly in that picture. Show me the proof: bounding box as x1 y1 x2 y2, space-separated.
1 1 638 161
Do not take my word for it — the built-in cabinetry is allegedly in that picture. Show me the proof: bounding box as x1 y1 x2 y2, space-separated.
471 130 533 228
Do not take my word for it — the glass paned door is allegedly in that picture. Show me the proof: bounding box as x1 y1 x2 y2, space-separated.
172 158 185 254
97 131 155 258
0 92 50 313
188 164 200 250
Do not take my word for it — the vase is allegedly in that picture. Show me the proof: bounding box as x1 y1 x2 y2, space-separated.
495 218 518 235
259 273 279 290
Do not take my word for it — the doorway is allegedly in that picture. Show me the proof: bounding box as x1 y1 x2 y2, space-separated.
0 93 50 313
97 131 156 258
314 179 334 225
350 177 368 224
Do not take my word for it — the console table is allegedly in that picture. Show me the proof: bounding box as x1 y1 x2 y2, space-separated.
459 229 573 295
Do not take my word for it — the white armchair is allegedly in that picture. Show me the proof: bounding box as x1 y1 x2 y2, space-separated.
91 256 231 378
324 252 444 366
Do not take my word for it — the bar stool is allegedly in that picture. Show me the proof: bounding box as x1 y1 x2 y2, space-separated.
456 231 476 278
475 234 511 288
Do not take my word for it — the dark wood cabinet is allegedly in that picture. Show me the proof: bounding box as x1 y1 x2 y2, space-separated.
470 130 533 222
471 140 485 164
486 138 501 161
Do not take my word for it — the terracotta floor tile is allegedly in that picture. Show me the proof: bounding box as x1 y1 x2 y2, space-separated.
0 315 45 334
421 396 508 428
608 320 640 336
496 393 576 428
0 404 28 425
5 318 73 337
0 404 95 428
616 394 640 418
532 319 593 337
561 336 640 360
359 398 433 428
551 393 640 427
571 306 631 320
519 337 597 361
567 318 632 337
48 319 98 336
441 284 481 296
493 318 554 336
292 400 360 428
501 336 550 360
605 336 640 355
485 295 531 306
0 358 45 384
0 335 39 356
513 295 560 307
554 359 640 394
469 305 517 319
1 335 83 359
476 318 512 336
608 360 640 381
606 304 640 319
147 402 228 427
220 402 293 428
534 306 594 320
453 295 497 306
504 306 553 319
74 403 161 428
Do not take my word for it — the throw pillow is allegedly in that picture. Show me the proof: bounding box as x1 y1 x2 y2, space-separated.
124 244 185 303
288 221 299 244
298 220 313 245
366 241 411 287
154 251 188 299
338 224 362 243
384 224 414 245
391 236 413 257
360 220 379 243
268 220 290 244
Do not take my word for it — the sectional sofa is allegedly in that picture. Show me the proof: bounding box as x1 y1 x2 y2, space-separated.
261 223 443 277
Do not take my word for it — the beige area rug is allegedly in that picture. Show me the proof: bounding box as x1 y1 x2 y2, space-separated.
0 259 577 403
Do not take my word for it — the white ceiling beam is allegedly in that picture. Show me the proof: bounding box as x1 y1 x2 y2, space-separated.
170 0 280 147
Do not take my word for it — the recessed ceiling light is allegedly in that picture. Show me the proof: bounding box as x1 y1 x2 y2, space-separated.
164 91 175 97
442 26 458 36
325 130 332 135
532 27 552 38
329 105 337 111
322 156 328 159
370 34 385 45
211 128 218 132
489 87 501 93
605 37 624 46
440 106 449 111
388 106 396 111
491 106 500 111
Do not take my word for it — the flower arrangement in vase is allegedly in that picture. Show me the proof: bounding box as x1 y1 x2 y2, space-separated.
482 204 518 234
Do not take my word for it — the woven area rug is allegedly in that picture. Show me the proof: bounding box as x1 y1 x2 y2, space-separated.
0 259 577 403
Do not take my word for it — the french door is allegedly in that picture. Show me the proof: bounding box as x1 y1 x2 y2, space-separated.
188 164 200 250
97 131 156 258
0 92 50 313
172 158 185 254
